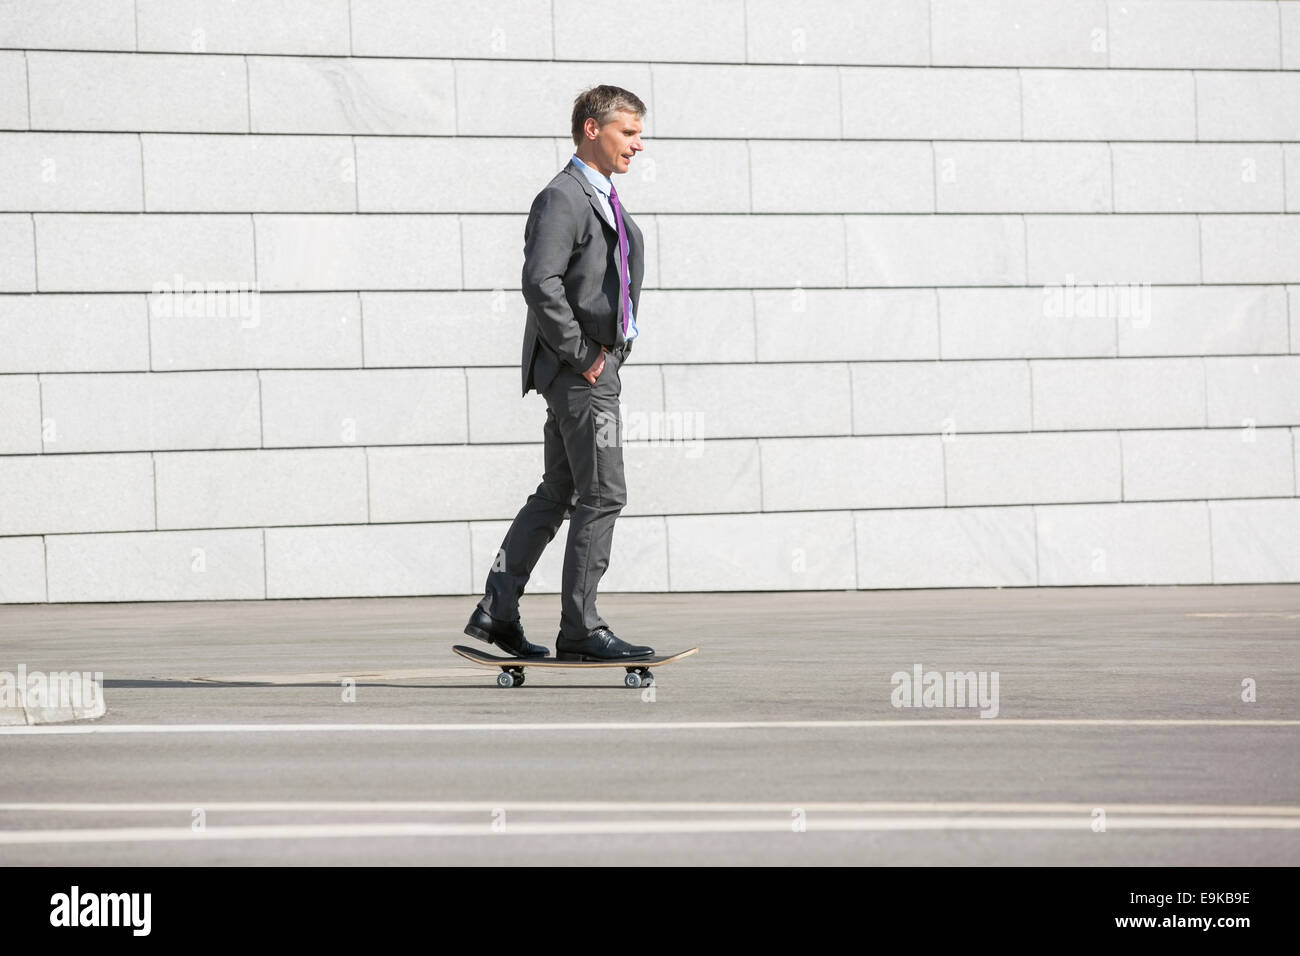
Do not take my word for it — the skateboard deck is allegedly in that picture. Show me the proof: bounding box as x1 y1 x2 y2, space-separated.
453 644 698 688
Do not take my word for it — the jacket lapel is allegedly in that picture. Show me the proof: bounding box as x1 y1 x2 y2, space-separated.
564 161 618 235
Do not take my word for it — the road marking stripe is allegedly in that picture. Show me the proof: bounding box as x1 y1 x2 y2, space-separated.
1 801 1296 815
1 816 1298 845
3 718 1298 736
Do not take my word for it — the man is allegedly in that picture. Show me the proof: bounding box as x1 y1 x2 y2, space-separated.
463 85 654 662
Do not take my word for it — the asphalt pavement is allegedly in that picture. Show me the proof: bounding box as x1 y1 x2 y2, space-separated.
0 585 1296 865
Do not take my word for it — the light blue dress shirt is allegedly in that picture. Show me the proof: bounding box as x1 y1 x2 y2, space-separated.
569 154 637 341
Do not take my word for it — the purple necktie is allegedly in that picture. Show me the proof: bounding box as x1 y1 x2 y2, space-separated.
609 183 631 336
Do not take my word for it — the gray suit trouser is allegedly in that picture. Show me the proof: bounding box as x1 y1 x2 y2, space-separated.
477 344 627 640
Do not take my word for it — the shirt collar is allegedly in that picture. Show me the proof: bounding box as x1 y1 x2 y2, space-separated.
570 153 613 197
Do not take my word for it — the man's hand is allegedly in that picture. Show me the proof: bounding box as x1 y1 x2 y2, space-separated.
582 348 609 385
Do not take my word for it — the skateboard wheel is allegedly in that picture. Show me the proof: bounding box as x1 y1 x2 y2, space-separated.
512 672 525 687
641 673 654 687
624 672 642 688
496 672 514 688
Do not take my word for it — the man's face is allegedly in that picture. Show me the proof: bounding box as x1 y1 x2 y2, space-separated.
586 110 643 176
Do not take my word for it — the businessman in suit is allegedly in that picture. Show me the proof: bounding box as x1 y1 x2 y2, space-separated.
464 85 654 662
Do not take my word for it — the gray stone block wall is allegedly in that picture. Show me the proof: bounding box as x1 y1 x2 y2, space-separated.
1 0 1297 601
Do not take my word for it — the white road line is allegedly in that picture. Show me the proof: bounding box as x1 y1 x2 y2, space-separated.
2 718 1298 736
1 801 1297 815
1 816 1298 845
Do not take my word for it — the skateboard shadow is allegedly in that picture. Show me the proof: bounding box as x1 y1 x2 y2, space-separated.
103 678 634 691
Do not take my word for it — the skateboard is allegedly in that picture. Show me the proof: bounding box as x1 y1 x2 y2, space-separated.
453 644 699 688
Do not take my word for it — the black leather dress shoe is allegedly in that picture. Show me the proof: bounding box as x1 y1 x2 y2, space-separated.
464 608 549 658
555 626 654 662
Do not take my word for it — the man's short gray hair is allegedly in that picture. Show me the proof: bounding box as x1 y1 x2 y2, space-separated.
571 85 647 145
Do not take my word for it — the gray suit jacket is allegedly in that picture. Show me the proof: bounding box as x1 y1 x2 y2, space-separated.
520 161 644 396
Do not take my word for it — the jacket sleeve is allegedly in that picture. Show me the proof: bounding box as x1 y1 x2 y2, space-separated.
521 187 603 373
